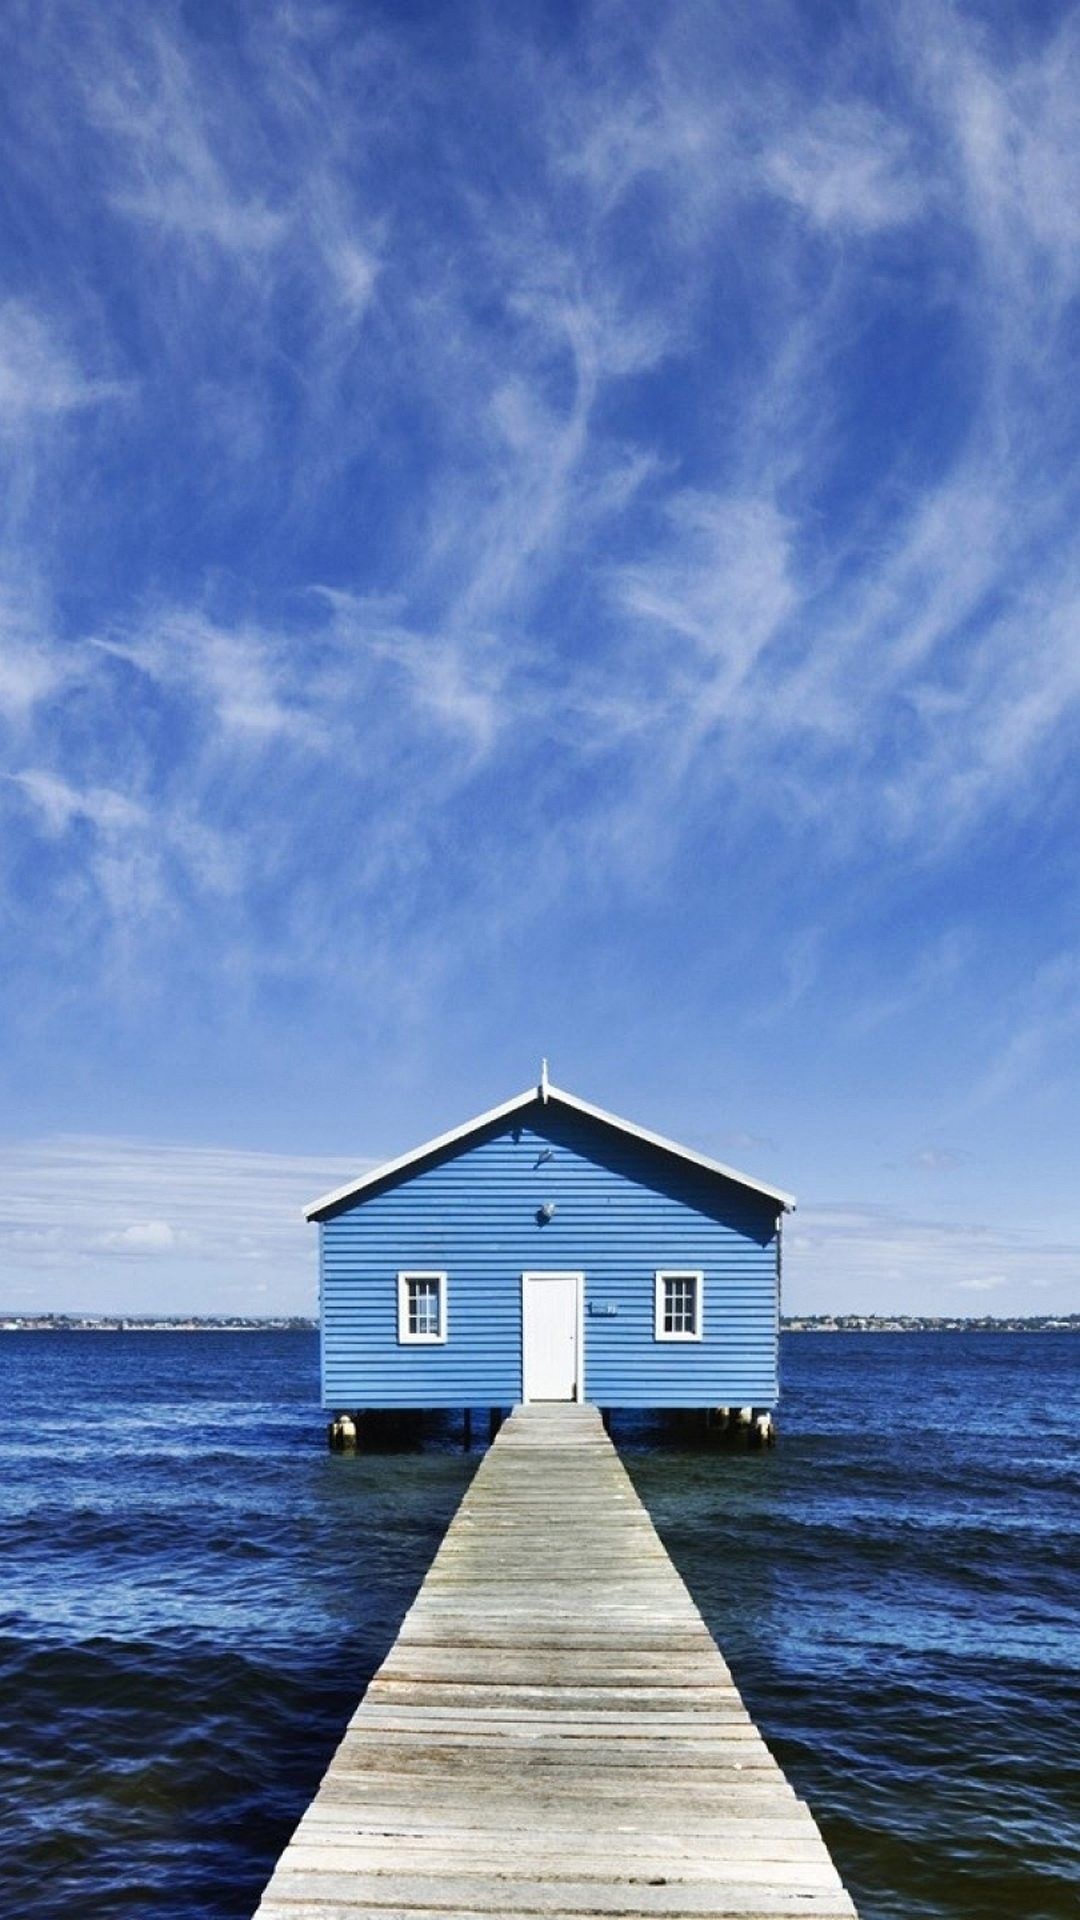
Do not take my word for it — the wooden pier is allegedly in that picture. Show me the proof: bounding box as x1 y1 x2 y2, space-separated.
254 1404 857 1918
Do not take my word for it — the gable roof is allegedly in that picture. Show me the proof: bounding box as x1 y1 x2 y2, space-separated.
304 1080 796 1220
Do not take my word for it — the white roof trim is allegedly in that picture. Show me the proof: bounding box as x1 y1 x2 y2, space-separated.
304 1082 795 1220
304 1086 536 1220
543 1086 797 1209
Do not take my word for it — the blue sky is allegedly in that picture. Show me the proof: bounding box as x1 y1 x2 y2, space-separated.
2 0 1079 1317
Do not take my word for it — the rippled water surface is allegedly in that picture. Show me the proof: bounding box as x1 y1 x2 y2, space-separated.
0 1331 1076 1919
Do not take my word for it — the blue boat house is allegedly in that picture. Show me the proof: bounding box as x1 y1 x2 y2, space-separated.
306 1067 795 1445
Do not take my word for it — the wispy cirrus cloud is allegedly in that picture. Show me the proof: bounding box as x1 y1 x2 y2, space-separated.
0 300 128 422
0 610 67 721
93 611 324 746
9 769 145 835
962 949 1080 1114
1 0 1079 1313
766 103 925 233
604 8 1080 866
92 53 286 260
5 1 1077 889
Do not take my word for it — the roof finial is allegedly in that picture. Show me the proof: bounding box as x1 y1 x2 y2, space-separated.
539 1056 549 1102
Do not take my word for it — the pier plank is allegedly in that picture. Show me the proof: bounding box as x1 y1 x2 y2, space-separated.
253 1405 857 1919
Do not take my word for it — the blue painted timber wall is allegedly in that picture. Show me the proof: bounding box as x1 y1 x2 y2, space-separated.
319 1100 780 1411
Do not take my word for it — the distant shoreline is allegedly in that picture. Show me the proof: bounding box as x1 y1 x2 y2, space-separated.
783 1317 1079 1333
1 1314 1076 1334
0 1317 318 1333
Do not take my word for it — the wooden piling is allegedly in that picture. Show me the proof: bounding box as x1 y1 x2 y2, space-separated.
327 1411 359 1452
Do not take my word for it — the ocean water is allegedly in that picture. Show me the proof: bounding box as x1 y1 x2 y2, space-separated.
0 1333 1075 1920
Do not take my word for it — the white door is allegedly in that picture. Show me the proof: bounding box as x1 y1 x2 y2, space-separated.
522 1273 582 1402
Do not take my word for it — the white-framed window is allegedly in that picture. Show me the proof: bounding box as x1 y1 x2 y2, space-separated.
397 1271 448 1344
654 1270 703 1342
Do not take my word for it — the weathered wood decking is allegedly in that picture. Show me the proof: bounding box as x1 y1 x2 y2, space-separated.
255 1405 858 1919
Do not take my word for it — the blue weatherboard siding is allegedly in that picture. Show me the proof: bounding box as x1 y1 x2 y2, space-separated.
319 1101 780 1411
